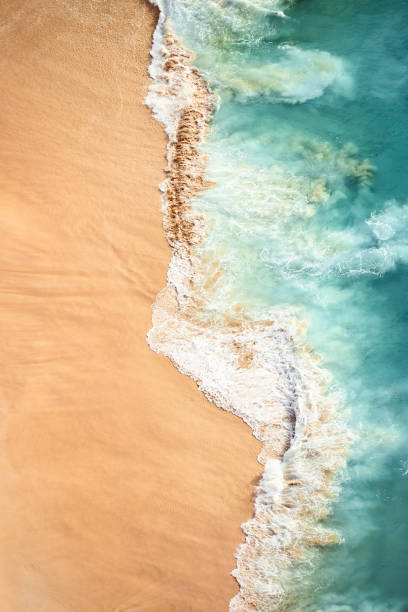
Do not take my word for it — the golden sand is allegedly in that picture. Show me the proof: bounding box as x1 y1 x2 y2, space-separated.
0 1 260 610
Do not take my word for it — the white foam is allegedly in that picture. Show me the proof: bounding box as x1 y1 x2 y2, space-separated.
148 287 348 610
145 5 195 141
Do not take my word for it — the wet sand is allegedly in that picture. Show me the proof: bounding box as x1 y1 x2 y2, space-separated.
0 1 261 610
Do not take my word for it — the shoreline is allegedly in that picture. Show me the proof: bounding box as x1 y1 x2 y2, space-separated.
0 1 261 610
146 6 349 610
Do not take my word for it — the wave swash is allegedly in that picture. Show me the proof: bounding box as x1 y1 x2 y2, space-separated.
145 2 349 609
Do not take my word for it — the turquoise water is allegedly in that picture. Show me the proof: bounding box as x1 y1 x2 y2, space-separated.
163 0 408 609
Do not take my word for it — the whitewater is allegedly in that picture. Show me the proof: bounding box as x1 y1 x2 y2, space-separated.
146 0 408 610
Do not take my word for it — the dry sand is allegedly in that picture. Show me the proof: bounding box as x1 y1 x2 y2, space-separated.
0 1 261 610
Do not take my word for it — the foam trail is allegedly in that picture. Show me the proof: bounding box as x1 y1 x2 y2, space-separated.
145 2 349 609
211 46 352 104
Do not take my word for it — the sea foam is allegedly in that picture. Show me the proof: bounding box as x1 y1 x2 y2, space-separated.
145 2 349 609
213 46 352 104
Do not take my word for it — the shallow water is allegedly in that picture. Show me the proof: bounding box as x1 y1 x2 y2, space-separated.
153 0 408 609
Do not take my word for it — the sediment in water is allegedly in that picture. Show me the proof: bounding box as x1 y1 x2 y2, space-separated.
145 5 349 610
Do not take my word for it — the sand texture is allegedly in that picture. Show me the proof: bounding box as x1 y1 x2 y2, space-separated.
0 1 260 610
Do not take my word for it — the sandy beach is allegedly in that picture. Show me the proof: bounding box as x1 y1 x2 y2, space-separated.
0 1 260 610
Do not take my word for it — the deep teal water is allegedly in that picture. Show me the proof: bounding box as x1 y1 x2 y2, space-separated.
165 1 408 608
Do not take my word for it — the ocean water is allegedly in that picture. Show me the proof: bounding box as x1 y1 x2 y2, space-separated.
147 0 408 610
